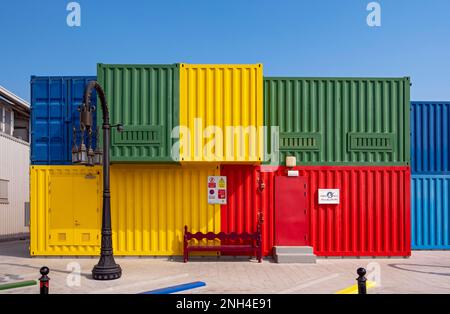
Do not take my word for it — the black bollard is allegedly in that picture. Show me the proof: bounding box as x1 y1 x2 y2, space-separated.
356 267 367 294
39 266 50 295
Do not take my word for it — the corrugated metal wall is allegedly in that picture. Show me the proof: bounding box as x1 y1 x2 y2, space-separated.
304 166 410 256
110 164 220 255
264 78 411 165
30 76 97 165
179 64 264 162
30 166 102 255
222 165 411 257
411 175 450 249
0 133 30 239
30 164 221 256
411 102 450 174
98 64 179 162
220 165 273 255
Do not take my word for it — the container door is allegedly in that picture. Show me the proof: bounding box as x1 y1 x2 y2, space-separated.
30 79 47 163
48 172 101 246
275 176 308 246
73 173 100 246
66 78 73 163
49 78 67 164
31 78 66 164
49 175 75 245
69 78 97 159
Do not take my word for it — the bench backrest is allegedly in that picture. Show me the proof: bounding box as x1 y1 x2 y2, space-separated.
184 230 259 242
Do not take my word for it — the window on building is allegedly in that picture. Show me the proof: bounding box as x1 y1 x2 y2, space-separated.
0 179 9 204
0 104 14 136
4 108 12 135
0 105 3 132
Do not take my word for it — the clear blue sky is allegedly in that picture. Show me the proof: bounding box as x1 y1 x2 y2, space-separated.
1 0 449 101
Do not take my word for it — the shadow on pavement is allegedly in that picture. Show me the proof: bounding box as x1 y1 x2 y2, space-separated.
0 262 93 279
388 263 450 276
0 239 30 258
170 256 276 263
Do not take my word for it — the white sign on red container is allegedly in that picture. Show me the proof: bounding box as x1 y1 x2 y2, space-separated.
318 189 340 204
207 176 227 205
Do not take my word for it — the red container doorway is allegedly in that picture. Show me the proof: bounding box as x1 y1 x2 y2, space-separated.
274 176 309 246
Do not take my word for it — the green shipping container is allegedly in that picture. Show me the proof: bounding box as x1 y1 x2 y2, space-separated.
264 77 411 165
97 64 179 162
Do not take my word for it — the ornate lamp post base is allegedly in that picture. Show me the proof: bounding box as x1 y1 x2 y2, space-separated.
92 255 122 280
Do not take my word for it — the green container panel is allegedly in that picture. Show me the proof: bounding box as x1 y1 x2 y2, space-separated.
264 77 411 165
97 64 179 162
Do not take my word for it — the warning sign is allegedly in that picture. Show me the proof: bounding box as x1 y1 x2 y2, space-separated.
208 176 227 205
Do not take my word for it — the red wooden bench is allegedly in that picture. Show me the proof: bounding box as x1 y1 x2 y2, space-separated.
183 214 263 263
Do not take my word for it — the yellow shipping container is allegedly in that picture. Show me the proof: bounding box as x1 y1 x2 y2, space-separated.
179 64 264 163
30 164 221 256
30 166 102 256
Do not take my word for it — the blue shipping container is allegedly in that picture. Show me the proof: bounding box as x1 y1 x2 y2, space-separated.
411 175 450 250
31 76 97 165
411 102 450 174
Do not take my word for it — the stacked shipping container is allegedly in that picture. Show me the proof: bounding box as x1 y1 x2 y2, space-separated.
179 64 264 162
97 64 180 163
30 76 97 165
263 78 411 165
411 102 450 249
29 68 413 258
222 165 411 256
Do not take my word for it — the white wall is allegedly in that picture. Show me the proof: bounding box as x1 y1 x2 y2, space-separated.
0 132 29 239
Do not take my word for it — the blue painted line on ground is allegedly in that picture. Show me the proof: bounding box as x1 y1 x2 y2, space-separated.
140 281 206 294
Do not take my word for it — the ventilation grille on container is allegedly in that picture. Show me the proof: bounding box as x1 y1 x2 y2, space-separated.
279 133 321 151
112 126 163 146
348 133 395 152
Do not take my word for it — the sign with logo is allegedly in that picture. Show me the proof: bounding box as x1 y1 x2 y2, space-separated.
318 189 340 204
208 176 227 205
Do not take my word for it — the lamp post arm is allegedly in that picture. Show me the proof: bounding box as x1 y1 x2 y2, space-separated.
83 80 109 124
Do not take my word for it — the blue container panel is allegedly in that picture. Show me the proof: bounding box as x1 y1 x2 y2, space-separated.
411 102 450 174
31 76 97 165
412 175 450 250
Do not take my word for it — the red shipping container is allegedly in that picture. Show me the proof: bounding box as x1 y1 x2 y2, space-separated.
221 165 411 257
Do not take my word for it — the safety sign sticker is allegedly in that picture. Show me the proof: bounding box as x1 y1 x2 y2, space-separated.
208 176 227 205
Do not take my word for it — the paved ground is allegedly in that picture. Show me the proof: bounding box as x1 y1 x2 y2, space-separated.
0 240 449 294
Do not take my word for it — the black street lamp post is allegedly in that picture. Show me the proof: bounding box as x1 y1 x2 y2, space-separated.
80 81 122 280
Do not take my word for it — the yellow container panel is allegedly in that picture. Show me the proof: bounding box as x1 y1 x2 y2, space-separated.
30 166 102 256
179 64 264 163
110 164 221 256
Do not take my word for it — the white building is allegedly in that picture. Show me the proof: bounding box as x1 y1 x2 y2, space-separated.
0 85 30 241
